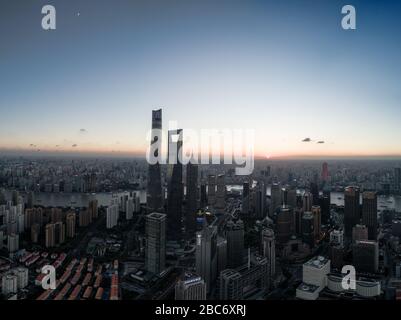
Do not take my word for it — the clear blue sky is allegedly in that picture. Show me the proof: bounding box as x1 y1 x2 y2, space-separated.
1 0 401 158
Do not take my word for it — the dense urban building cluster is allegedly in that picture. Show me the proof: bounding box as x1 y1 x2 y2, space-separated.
1 109 401 301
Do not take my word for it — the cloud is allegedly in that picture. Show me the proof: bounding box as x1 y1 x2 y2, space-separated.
317 141 325 144
302 138 312 142
72 144 78 148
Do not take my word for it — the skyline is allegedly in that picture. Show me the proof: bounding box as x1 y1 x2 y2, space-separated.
1 0 401 158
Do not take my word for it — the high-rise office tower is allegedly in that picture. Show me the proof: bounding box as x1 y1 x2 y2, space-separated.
310 182 319 206
303 191 313 212
145 212 166 274
255 181 267 219
276 205 294 244
175 272 206 300
147 109 163 212
362 191 378 240
196 224 218 293
295 207 304 235
311 205 321 241
225 219 245 268
395 167 401 193
200 183 207 208
321 162 329 182
217 236 227 274
167 129 184 240
320 187 331 225
286 186 297 209
353 240 379 273
352 224 368 243
207 175 216 208
215 174 226 214
302 211 315 247
344 186 361 239
261 228 276 278
185 162 199 238
269 183 281 217
242 181 250 215
66 211 76 238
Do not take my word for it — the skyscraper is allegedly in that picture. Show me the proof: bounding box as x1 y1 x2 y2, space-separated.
276 205 294 244
207 175 216 208
309 182 319 206
242 181 250 215
145 212 166 274
185 162 199 238
352 224 368 243
261 228 276 279
311 205 321 241
320 187 331 225
215 174 226 214
321 162 329 182
395 167 401 193
225 219 245 268
217 236 228 274
196 224 218 293
344 186 361 239
269 183 281 217
302 191 313 212
255 181 267 219
200 183 207 208
302 211 315 247
353 240 379 273
167 129 184 240
362 191 378 240
147 109 163 212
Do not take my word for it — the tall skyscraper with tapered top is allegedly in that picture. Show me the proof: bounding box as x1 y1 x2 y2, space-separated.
344 186 360 239
147 109 163 213
167 129 183 240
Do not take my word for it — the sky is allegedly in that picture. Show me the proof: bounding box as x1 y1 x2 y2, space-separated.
0 0 401 159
